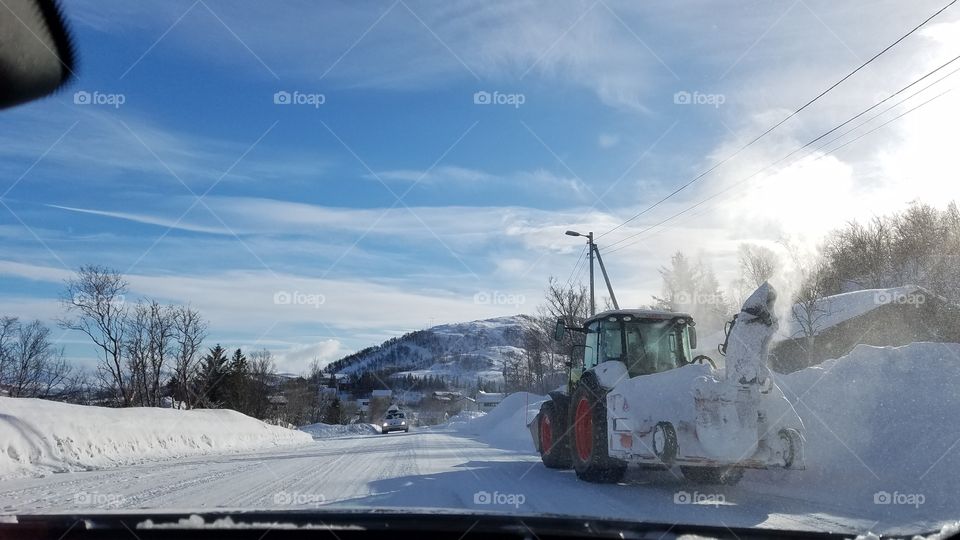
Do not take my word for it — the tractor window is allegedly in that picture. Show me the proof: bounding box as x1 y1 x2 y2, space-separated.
623 324 653 376
599 320 623 363
583 323 599 369
639 321 682 374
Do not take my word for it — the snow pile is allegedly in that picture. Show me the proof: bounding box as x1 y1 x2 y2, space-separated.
298 422 379 438
0 397 312 479
440 410 486 429
451 392 545 451
759 341 960 509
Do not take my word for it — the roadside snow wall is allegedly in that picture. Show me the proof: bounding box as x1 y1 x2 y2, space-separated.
0 397 312 479
299 422 380 438
757 342 960 510
452 392 546 452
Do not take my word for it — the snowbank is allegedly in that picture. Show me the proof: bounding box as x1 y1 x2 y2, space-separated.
756 342 960 510
0 398 312 479
440 410 486 429
450 392 546 452
298 422 379 438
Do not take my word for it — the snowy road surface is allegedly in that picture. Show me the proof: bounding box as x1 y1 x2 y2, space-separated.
0 429 931 536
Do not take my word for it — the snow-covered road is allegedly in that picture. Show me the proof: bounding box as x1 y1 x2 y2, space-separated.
0 429 920 535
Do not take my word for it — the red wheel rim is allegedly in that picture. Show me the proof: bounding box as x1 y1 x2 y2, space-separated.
540 414 553 453
574 397 593 461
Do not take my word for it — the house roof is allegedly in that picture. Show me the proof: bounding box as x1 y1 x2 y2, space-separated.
777 285 944 340
476 391 505 403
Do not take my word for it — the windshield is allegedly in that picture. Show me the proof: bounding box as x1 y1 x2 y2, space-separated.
597 319 689 376
2 1 959 538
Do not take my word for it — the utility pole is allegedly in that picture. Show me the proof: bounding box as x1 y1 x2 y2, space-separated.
587 231 595 316
565 230 618 316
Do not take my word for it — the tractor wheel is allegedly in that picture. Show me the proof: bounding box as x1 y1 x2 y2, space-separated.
538 400 571 469
569 379 627 483
681 466 744 485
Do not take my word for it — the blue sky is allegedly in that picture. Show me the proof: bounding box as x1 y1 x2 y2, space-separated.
2 0 959 372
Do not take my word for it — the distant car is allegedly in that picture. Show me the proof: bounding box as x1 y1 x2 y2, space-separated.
381 411 410 434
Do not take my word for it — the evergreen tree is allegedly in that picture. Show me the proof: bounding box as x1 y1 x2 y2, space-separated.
224 348 249 413
194 344 230 407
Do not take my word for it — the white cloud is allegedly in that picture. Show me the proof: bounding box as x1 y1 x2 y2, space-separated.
272 340 344 374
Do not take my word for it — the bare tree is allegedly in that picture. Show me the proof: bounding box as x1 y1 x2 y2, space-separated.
59 266 130 405
248 348 276 419
790 266 832 368
171 305 207 409
737 243 779 291
0 316 17 387
126 301 176 406
1 318 71 398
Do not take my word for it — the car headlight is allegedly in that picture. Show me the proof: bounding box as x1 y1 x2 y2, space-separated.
401 421 406 425
382 423 388 427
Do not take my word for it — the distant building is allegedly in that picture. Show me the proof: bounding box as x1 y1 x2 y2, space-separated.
475 391 505 411
357 398 370 412
771 285 960 372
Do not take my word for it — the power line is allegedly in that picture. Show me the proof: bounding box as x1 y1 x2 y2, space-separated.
604 84 956 255
563 244 588 289
572 249 589 286
602 54 960 253
597 0 958 241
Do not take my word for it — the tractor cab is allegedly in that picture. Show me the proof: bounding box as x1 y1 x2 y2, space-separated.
558 309 698 383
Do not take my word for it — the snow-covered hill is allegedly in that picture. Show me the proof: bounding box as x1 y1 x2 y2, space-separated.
325 315 536 385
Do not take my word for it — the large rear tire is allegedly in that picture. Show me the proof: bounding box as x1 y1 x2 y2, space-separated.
681 466 744 485
569 378 627 483
538 401 571 469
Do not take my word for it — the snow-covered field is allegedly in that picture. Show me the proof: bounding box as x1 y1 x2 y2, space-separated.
0 398 311 478
1 342 958 537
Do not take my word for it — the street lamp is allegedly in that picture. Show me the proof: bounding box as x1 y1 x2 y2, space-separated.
564 230 618 316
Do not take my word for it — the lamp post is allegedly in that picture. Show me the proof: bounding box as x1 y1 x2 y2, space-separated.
565 230 619 316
